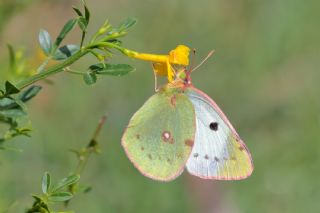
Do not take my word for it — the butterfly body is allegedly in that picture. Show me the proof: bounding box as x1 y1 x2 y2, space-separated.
122 71 253 181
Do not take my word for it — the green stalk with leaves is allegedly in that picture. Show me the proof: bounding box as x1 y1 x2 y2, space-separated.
0 0 136 146
25 115 107 213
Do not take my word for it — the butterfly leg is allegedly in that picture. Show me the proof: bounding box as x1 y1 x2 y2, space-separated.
152 63 159 92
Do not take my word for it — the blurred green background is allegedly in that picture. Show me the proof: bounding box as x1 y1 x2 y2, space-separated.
1 0 320 212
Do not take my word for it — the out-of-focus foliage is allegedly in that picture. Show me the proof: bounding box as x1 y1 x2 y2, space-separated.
0 0 319 213
0 0 35 35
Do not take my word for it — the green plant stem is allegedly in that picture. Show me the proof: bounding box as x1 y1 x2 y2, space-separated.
36 56 51 73
85 42 125 53
16 49 90 90
14 42 134 90
64 67 86 75
74 114 107 175
74 149 91 176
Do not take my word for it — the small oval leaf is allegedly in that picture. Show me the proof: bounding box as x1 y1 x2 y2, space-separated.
117 17 137 32
48 192 73 202
90 63 135 76
42 172 51 194
72 6 83 17
83 72 97 85
78 185 92 194
82 0 90 23
19 86 42 103
0 109 26 118
0 97 17 109
55 19 77 47
52 45 80 60
5 81 20 95
7 44 15 73
52 175 80 192
77 17 87 32
39 29 52 56
31 195 42 202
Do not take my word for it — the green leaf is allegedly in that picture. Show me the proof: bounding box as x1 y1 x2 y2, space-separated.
78 185 92 194
4 81 20 95
83 72 97 85
52 175 80 192
15 127 32 136
7 44 16 72
117 17 137 32
77 17 87 32
72 6 83 17
0 127 32 143
31 195 43 202
90 63 135 76
82 0 90 23
39 29 52 56
55 19 77 47
48 192 73 202
42 172 51 194
0 108 26 118
19 85 42 103
0 97 17 110
52 45 80 60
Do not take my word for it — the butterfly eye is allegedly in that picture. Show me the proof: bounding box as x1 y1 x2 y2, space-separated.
209 122 218 131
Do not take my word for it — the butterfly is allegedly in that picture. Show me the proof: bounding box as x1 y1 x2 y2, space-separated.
122 52 253 182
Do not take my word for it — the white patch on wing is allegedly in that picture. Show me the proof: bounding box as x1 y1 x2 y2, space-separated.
186 89 233 178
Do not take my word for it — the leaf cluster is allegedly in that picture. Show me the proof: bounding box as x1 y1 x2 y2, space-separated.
25 114 106 213
26 173 80 213
0 83 41 146
37 2 137 84
1 0 137 144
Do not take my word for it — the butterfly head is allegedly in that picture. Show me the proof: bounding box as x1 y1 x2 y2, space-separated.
165 66 192 90
183 68 193 86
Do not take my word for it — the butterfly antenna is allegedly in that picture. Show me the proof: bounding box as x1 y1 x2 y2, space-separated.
188 48 196 73
191 50 215 72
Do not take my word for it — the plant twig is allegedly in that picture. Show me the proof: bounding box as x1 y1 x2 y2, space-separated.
74 114 107 175
16 50 90 90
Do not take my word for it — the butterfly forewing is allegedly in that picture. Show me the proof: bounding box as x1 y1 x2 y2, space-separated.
185 88 253 180
122 89 195 181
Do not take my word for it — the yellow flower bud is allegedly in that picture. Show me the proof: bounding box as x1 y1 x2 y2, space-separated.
125 45 190 82
169 45 190 66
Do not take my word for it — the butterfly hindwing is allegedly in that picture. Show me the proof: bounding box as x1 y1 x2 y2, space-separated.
122 89 195 181
185 88 253 180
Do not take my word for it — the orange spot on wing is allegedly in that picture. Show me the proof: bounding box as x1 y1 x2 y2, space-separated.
170 95 176 107
184 139 194 147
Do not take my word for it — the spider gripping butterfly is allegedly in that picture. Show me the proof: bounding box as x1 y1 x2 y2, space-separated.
122 57 253 181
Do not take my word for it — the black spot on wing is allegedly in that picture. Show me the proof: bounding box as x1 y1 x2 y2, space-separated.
209 122 218 131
